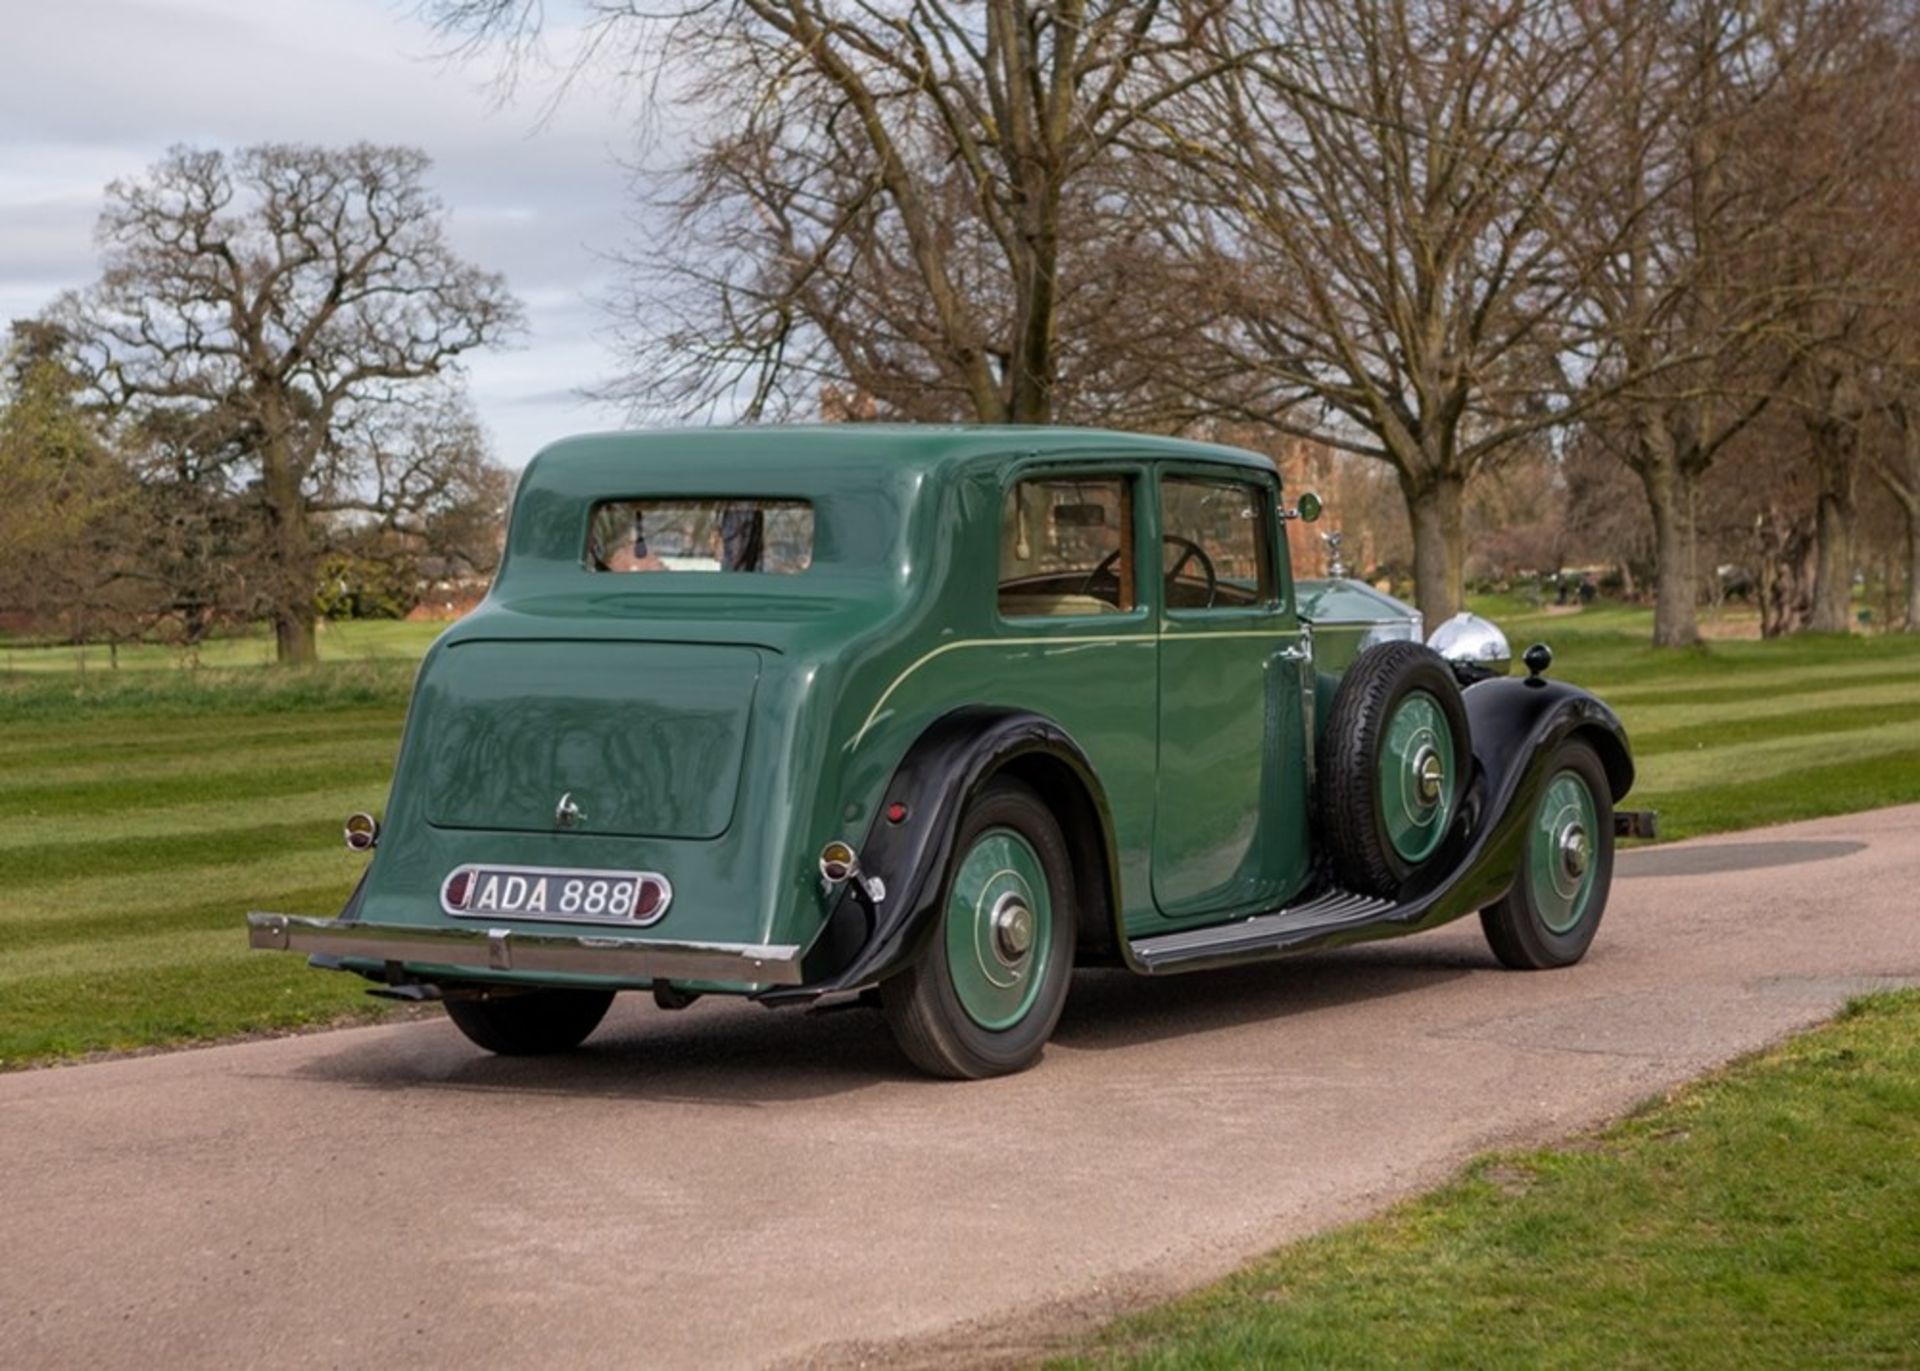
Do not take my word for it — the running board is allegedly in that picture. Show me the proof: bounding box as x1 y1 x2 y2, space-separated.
1128 887 1399 974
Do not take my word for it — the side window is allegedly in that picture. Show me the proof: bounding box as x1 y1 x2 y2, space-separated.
998 476 1135 618
1159 475 1274 611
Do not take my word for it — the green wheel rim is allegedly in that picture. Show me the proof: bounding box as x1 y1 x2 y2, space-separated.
944 826 1053 1031
1378 690 1456 865
1530 769 1600 935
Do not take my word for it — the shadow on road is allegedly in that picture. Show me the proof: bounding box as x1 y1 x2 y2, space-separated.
1618 839 1865 879
292 937 1482 1100
1055 941 1479 1051
293 997 908 1105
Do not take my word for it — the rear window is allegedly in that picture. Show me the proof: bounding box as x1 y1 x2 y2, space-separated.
588 499 813 574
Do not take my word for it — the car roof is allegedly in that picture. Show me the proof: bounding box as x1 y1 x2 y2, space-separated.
521 424 1278 492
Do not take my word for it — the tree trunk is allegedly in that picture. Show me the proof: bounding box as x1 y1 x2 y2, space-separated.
1884 414 1920 632
260 427 318 666
1755 501 1815 638
275 609 317 664
1005 188 1060 426
1901 503 1920 633
1639 455 1700 648
1808 451 1856 634
1403 473 1465 629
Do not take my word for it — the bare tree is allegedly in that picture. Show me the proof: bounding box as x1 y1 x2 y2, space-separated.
313 389 512 574
429 1 1237 426
1141 0 1627 626
1557 0 1907 645
1777 6 1920 632
58 144 520 662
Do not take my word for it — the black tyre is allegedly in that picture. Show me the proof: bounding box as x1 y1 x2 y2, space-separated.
881 776 1078 1079
443 987 615 1056
1480 740 1615 969
1320 641 1472 895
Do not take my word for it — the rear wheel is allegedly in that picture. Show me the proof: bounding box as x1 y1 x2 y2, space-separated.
444 987 615 1055
1480 740 1614 969
881 776 1077 1079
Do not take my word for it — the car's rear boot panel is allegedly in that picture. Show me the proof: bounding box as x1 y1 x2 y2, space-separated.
418 639 761 841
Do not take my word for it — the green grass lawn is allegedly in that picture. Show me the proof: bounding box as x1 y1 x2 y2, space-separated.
0 665 420 1066
1459 602 1920 837
1058 990 1920 1369
1470 598 1920 839
0 618 444 674
2 601 1918 1068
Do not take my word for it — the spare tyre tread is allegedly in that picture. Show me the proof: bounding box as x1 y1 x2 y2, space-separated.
1319 640 1470 896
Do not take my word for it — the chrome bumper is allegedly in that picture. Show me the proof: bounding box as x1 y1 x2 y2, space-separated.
246 913 806 987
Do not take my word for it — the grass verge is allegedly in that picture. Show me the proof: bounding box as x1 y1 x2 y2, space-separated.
1059 991 1920 1369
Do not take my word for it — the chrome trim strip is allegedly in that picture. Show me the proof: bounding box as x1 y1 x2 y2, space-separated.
850 625 1308 750
247 913 805 986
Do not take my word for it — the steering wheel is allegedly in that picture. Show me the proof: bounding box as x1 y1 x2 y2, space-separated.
1082 535 1218 608
1162 534 1218 608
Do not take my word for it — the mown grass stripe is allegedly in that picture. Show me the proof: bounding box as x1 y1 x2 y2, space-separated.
2 848 361 930
1637 747 1920 840
1634 700 1920 757
0 818 353 891
0 753 397 820
0 880 352 961
0 665 417 725
1599 667 1920 711
1622 677 1920 733
0 709 399 767
0 783 385 853
2 732 398 795
1635 719 1920 794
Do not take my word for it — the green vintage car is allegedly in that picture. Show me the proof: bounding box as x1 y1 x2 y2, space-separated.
248 427 1650 1077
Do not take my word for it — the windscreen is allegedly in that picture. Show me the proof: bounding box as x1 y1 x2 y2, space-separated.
588 499 814 574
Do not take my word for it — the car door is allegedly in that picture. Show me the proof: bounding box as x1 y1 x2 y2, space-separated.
1151 464 1313 918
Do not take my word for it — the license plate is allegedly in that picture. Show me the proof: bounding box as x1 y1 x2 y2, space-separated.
441 864 672 926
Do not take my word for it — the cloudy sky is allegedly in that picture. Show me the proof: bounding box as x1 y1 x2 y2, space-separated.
0 0 649 467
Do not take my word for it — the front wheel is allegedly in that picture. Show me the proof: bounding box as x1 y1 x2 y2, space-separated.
881 776 1078 1079
1480 740 1615 969
444 987 615 1055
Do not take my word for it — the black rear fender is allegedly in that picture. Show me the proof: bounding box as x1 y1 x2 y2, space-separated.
762 708 1119 1003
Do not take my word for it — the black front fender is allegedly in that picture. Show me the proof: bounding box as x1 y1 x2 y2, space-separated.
758 707 1115 1004
1389 674 1636 920
1464 675 1634 807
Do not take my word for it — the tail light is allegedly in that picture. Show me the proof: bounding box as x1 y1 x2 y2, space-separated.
343 812 380 852
819 840 859 885
632 876 669 921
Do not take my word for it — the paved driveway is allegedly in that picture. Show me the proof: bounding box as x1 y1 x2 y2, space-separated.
3 806 1917 1369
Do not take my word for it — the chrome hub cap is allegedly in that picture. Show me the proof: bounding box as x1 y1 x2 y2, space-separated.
1413 746 1445 805
1530 770 1601 935
1380 692 1456 866
944 827 1054 1030
1561 824 1591 879
991 893 1035 964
